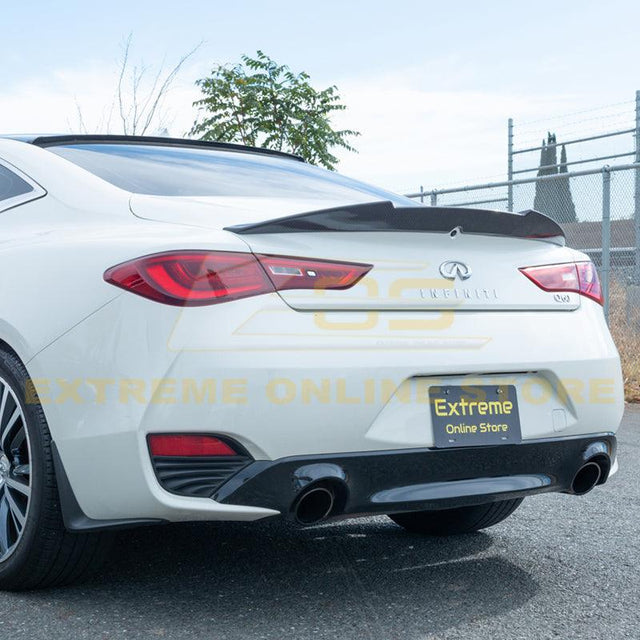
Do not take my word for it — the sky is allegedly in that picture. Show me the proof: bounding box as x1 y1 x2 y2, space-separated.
2 0 639 193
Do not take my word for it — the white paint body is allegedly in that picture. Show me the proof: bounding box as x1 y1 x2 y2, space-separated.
0 138 624 523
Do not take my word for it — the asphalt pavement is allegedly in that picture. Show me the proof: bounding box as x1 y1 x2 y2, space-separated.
0 407 638 639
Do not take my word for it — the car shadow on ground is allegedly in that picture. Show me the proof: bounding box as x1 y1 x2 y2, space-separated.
20 517 539 639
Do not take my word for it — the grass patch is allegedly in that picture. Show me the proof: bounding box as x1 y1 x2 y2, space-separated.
609 280 640 402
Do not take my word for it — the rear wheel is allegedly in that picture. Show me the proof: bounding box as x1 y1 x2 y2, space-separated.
388 498 524 536
0 348 112 590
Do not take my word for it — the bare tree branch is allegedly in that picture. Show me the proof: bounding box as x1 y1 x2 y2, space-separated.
74 98 89 134
139 41 202 135
117 33 133 135
74 35 202 136
136 57 166 131
131 62 149 134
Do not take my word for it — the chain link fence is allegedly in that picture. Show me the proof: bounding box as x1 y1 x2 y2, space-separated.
406 163 640 400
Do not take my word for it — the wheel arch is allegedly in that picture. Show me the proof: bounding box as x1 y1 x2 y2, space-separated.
0 328 32 367
0 339 163 533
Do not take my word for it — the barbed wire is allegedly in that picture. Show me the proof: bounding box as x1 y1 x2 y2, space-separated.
515 117 636 146
516 108 634 132
515 130 636 151
516 99 635 127
514 123 636 152
516 121 635 145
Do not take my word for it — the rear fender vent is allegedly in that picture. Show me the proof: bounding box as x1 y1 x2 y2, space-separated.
151 456 252 497
147 434 253 498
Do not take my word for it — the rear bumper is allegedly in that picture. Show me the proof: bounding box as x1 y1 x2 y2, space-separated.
215 434 616 518
28 293 624 524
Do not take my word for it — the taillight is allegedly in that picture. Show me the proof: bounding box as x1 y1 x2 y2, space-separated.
104 251 371 306
104 251 273 306
148 434 238 457
257 254 371 291
519 261 603 305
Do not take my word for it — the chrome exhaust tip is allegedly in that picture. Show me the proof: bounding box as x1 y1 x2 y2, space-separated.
294 486 335 525
570 461 602 495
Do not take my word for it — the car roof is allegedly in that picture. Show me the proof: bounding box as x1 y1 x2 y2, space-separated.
0 134 305 163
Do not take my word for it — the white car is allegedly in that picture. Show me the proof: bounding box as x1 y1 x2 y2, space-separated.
0 134 624 590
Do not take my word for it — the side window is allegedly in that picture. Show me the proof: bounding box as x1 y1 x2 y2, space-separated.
0 164 33 202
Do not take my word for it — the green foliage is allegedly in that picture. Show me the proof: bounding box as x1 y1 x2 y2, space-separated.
190 51 359 169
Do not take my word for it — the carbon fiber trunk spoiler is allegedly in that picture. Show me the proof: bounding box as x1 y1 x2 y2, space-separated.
225 200 564 243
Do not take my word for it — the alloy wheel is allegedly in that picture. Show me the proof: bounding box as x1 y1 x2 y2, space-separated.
0 376 31 561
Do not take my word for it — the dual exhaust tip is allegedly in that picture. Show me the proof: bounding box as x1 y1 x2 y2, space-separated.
570 460 603 495
293 457 608 523
294 486 336 525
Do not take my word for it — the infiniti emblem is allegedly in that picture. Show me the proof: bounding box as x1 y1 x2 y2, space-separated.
439 260 472 281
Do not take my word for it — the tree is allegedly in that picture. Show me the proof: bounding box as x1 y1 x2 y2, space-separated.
73 34 201 136
557 144 577 223
533 138 549 213
190 51 359 169
533 133 577 223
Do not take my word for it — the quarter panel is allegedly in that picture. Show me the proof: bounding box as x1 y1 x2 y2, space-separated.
0 192 253 361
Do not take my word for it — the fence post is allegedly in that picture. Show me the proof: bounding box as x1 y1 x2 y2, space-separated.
602 166 612 322
420 185 424 204
430 190 438 206
634 90 640 282
507 118 514 212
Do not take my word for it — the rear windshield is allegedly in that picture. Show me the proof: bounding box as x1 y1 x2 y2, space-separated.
48 143 416 206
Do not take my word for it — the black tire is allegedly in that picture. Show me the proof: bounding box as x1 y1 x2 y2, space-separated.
0 347 112 590
388 498 524 536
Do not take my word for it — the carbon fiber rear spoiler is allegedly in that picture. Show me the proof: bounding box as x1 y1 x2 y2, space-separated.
225 200 565 242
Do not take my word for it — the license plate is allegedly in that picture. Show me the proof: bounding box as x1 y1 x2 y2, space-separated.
429 385 522 448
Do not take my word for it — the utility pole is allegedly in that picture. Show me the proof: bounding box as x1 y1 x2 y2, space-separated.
635 91 640 283
602 166 611 321
507 118 514 212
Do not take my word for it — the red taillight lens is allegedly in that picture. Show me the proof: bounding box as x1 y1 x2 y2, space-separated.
575 262 603 304
105 251 372 306
519 261 603 305
148 434 238 457
257 254 371 291
105 251 274 306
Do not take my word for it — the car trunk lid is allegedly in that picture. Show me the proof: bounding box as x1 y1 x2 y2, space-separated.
226 201 577 312
239 230 579 311
131 196 578 311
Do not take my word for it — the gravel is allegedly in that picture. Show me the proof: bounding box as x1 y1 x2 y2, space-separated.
0 407 638 639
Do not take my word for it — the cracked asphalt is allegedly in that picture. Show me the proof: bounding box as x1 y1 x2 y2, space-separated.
0 407 638 639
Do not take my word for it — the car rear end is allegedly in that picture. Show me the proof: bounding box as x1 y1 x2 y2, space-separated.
146 209 621 522
30 139 623 527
